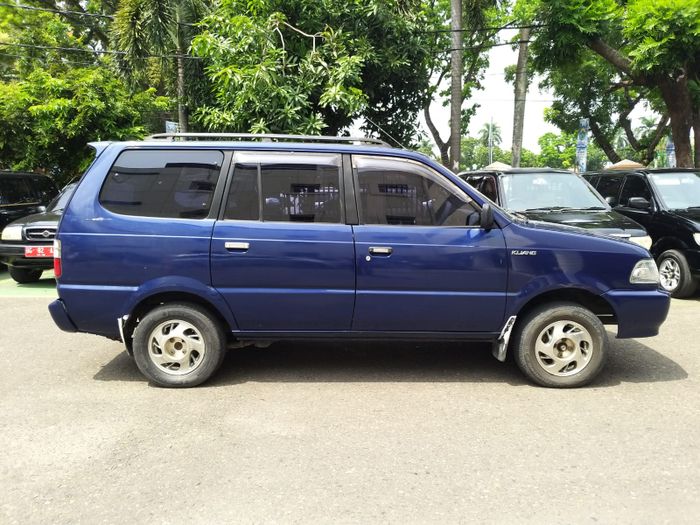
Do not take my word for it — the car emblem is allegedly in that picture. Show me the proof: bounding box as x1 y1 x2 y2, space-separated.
41 230 51 238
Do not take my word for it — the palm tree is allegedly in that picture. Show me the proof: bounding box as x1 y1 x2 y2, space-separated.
478 122 502 147
113 0 211 132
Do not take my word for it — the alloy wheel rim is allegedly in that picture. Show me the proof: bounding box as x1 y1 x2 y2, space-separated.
534 320 594 377
148 320 206 376
658 259 680 291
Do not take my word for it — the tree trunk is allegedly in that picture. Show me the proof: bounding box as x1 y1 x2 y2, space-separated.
449 0 463 172
511 27 530 167
659 77 693 167
589 119 622 164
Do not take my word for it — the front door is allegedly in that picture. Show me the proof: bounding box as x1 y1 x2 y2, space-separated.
211 151 355 332
350 155 508 333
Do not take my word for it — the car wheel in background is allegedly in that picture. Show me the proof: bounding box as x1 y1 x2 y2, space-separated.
8 267 43 284
512 302 607 388
657 250 698 298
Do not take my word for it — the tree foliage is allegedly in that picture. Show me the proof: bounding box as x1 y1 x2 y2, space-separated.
0 66 168 184
191 0 437 145
526 0 700 167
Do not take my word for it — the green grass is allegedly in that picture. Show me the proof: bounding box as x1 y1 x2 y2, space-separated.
0 268 57 298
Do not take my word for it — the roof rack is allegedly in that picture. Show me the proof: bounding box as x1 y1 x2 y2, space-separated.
146 133 392 147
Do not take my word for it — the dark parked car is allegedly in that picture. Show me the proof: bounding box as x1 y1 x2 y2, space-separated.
0 171 59 232
49 134 669 389
585 168 700 298
459 168 652 250
0 182 77 283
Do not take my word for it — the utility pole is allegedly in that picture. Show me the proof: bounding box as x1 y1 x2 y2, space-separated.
449 0 463 173
511 27 530 167
488 117 493 165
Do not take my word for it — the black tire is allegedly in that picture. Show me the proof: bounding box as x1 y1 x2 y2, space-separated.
512 302 607 388
132 302 226 388
8 266 43 284
657 250 698 298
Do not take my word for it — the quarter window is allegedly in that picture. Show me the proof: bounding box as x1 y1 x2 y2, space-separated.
355 156 479 226
100 150 223 219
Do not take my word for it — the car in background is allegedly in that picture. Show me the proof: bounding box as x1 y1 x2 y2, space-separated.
0 171 59 232
459 167 652 249
0 182 77 283
584 168 700 298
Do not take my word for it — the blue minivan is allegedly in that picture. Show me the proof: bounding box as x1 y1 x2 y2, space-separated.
49 134 670 388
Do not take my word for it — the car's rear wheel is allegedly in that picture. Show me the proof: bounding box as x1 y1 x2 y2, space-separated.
512 302 607 388
132 303 226 387
657 250 697 298
8 267 43 284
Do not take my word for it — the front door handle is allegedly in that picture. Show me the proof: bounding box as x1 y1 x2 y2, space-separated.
224 241 250 252
369 246 393 256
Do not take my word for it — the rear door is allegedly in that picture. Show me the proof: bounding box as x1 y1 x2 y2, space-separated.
350 155 508 333
211 151 355 332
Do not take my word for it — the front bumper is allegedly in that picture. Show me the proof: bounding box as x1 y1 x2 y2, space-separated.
0 243 53 269
602 288 670 338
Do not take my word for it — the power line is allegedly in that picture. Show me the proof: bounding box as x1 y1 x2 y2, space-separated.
0 41 201 60
0 2 113 18
422 23 546 34
0 3 196 26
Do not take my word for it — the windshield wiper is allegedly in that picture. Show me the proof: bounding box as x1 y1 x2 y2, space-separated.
522 206 575 212
685 206 700 210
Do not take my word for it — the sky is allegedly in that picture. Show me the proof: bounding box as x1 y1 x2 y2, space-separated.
420 29 558 154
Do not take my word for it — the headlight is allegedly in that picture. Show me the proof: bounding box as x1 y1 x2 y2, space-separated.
694 233 700 247
629 235 652 250
1 224 23 241
630 258 659 285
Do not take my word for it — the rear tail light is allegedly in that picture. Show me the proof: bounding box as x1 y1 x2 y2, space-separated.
53 239 62 278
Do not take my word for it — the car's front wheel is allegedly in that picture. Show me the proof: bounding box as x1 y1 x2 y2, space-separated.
657 249 697 298
132 303 227 387
512 302 607 388
8 267 43 284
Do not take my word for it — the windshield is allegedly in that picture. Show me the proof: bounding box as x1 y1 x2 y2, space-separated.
649 171 700 209
47 182 77 212
501 172 606 212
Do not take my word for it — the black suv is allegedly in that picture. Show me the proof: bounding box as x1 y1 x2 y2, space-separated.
459 168 651 249
0 171 59 231
585 169 700 298
0 182 77 283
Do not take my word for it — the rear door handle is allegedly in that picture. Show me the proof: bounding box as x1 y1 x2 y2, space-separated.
369 246 393 256
224 241 250 252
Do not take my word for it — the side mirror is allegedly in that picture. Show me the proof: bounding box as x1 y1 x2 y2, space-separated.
36 206 47 213
480 202 494 231
627 197 651 210
605 196 617 206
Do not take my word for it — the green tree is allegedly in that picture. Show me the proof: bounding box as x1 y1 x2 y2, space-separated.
477 122 502 147
190 0 437 145
113 0 211 131
0 67 168 184
527 0 700 167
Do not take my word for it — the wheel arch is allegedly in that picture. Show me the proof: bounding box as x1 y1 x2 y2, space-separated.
512 288 617 328
651 236 689 259
123 290 235 353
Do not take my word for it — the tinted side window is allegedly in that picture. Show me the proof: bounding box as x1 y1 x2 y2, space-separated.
100 150 223 219
224 153 342 223
620 175 651 206
0 177 33 205
478 176 498 202
224 164 259 220
32 176 58 203
595 175 624 206
356 156 479 226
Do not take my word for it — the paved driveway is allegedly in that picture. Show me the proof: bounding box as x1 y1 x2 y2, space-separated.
1 269 698 523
